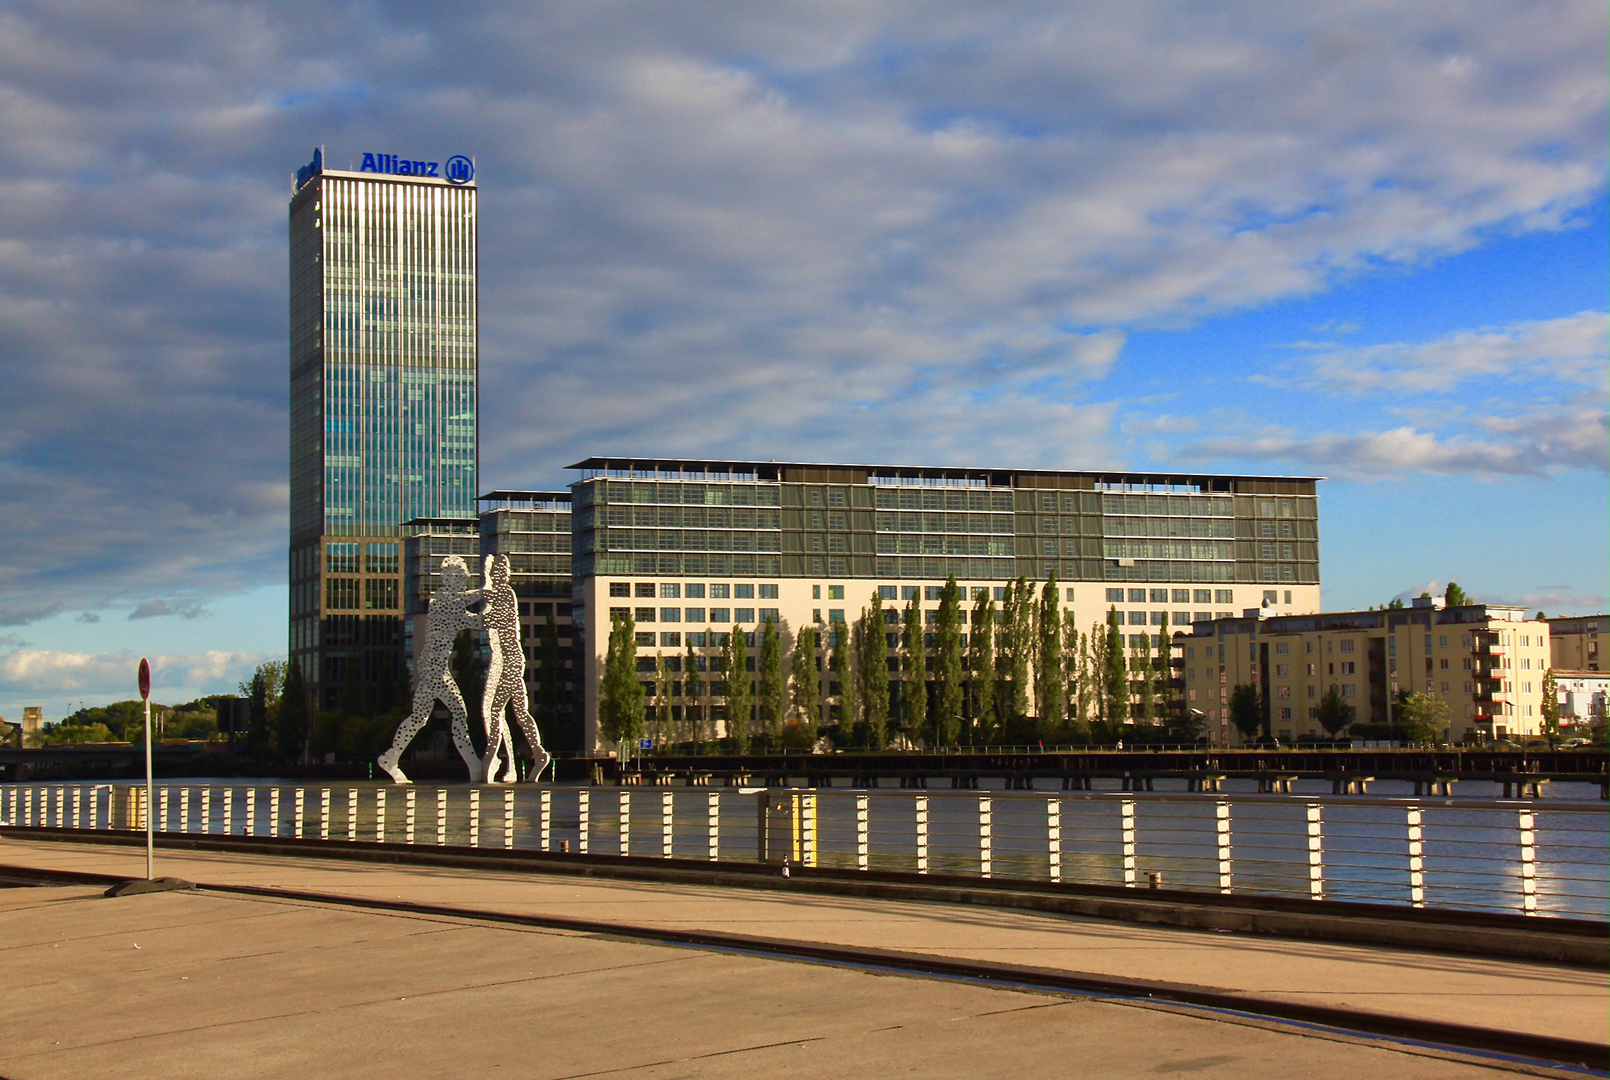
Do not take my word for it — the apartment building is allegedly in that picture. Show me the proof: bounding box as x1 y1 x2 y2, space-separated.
1547 614 1604 672
567 457 1322 751
1183 597 1550 745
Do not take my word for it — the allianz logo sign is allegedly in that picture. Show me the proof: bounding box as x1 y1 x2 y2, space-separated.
360 152 475 185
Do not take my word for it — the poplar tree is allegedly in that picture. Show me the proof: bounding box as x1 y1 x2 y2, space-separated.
1103 608 1129 731
834 619 858 736
600 614 645 750
1135 632 1156 726
726 626 751 753
1004 577 1033 724
758 617 785 747
1157 613 1173 726
684 640 703 751
653 652 674 749
789 624 821 731
1036 577 1063 736
934 576 963 747
1063 615 1089 741
903 590 928 742
864 593 889 749
1540 668 1560 743
968 590 997 743
994 580 1017 725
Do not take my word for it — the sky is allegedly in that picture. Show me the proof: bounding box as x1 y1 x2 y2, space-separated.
0 1 1604 718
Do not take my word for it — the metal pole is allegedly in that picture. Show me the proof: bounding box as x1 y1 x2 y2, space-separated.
144 695 153 880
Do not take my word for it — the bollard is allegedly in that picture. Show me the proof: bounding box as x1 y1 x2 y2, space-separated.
246 788 257 837
855 794 870 871
914 795 929 875
707 791 720 862
978 795 992 879
506 789 518 851
405 789 416 845
1120 799 1137 887
269 788 281 838
1306 803 1324 901
469 788 481 848
660 790 674 858
1047 798 1061 883
577 789 590 854
180 787 190 834
618 790 631 856
1216 799 1232 894
294 788 305 839
376 789 387 843
347 789 358 842
1406 806 1425 908
435 788 447 846
1517 809 1537 915
319 789 331 841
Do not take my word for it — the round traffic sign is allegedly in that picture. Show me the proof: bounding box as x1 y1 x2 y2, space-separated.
138 658 151 701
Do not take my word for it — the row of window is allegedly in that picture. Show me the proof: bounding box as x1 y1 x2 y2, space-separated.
612 606 782 626
1108 587 1246 604
609 581 781 599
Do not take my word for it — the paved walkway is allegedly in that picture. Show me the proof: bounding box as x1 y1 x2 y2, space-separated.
0 837 1602 1078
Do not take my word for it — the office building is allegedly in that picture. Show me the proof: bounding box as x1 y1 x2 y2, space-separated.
568 457 1322 750
1182 598 1550 745
1546 614 1604 672
287 147 479 707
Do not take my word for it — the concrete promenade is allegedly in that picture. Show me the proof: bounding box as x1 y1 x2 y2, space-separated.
0 837 1603 1078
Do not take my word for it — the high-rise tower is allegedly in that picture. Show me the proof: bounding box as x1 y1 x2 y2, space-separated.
288 147 479 709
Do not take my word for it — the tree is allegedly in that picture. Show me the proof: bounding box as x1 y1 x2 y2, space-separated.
278 659 312 761
789 624 821 730
1316 684 1355 737
1064 614 1090 742
1396 691 1448 747
725 626 751 753
1102 608 1129 730
758 617 785 746
599 614 645 750
934 576 964 747
968 590 996 743
653 652 675 749
864 592 890 749
1540 668 1561 744
1035 577 1063 738
1134 632 1156 726
245 666 275 756
832 620 857 734
1157 613 1175 723
1228 683 1263 744
1003 577 1033 722
1444 581 1469 607
684 640 704 751
902 590 928 742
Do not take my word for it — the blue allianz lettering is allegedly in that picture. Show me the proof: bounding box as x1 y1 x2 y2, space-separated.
358 151 470 181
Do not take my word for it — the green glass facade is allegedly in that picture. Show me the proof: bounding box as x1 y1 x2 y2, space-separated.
289 164 478 707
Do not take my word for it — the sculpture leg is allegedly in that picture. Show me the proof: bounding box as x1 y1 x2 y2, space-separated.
508 689 551 782
442 681 482 781
378 698 433 784
483 689 516 784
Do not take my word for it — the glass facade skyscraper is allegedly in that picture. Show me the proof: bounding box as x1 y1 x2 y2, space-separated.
288 150 478 707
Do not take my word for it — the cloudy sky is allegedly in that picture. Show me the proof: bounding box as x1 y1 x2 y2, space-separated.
0 1 1604 716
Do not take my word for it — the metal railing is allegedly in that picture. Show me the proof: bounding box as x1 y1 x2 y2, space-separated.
2 783 1603 920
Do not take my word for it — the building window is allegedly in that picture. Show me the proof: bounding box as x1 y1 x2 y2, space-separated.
663 607 684 623
661 632 681 647
812 585 821 600
363 579 397 611
710 607 730 623
1215 590 1233 604
636 582 655 598
1263 590 1278 605
609 606 629 621
1128 612 1148 626
1150 589 1168 603
633 607 655 622
1341 685 1355 698
926 586 944 600
1150 611 1165 625
734 584 755 599
1173 611 1190 624
828 585 844 600
879 585 897 600
687 632 706 647
759 584 778 599
1340 640 1355 653
1106 588 1124 602
609 582 630 598
734 607 754 623
661 583 681 598
1128 588 1146 602
710 584 730 599
828 609 845 623
759 608 779 622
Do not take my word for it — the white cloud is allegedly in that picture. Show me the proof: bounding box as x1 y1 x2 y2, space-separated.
0 647 263 699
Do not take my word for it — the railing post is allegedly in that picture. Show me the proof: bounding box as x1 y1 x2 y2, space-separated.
180 787 189 834
347 789 358 841
1306 803 1324 901
978 795 992 878
268 788 280 838
537 788 550 851
72 787 83 830
661 790 674 858
200 787 210 835
1120 798 1137 887
914 795 929 875
320 789 331 841
800 792 816 868
855 793 869 871
706 791 720 862
222 787 232 836
1047 797 1061 883
1406 806 1425 908
1517 809 1537 915
577 789 590 854
435 788 447 846
246 788 257 837
375 789 386 843
404 788 416 845
618 790 631 856
294 788 306 839
1216 799 1232 894
507 789 519 850
160 787 170 834
469 788 481 848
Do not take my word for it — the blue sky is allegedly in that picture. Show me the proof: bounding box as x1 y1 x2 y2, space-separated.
0 2 1603 717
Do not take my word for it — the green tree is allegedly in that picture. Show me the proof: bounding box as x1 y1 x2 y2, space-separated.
1444 581 1469 607
1540 668 1560 744
1063 614 1090 741
789 624 821 730
1157 613 1175 723
1035 577 1063 736
864 593 890 749
902 590 928 742
278 658 312 761
1396 690 1448 747
1134 632 1156 726
1316 684 1355 737
684 640 704 751
1228 683 1264 744
1103 609 1129 730
758 617 785 746
968 590 996 743
652 652 675 749
726 627 751 753
831 619 857 734
934 576 964 747
599 614 645 750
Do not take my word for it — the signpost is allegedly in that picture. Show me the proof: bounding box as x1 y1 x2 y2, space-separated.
138 658 153 880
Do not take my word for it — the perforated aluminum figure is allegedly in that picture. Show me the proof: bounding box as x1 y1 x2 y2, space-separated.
480 554 553 783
